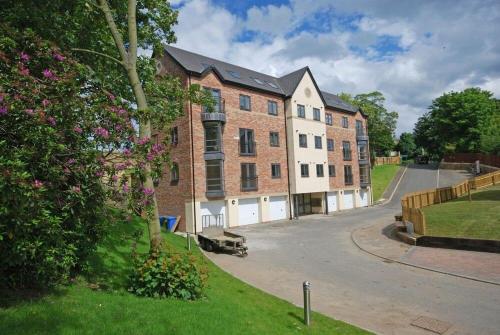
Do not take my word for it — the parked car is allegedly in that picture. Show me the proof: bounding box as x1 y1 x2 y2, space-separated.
415 155 429 164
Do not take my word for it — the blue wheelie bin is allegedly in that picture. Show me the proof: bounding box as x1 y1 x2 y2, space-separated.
166 216 177 231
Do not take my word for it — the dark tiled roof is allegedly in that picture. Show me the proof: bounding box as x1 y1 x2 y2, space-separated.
321 91 359 113
163 45 360 114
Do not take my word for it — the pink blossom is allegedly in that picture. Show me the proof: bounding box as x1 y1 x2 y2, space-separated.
115 124 122 131
115 163 126 171
112 175 118 182
73 126 83 134
108 94 115 101
0 95 3 102
42 99 50 107
117 108 127 115
53 52 65 61
95 171 104 177
146 152 155 161
64 167 71 174
122 183 129 193
47 116 56 126
72 186 81 193
138 137 150 145
33 180 43 188
142 188 154 196
123 148 132 157
42 69 55 79
20 52 30 62
25 109 35 116
67 158 76 165
0 106 7 115
19 67 30 76
151 143 164 154
94 127 109 139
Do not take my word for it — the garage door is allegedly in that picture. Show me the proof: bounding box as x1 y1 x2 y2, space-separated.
343 191 354 209
200 201 226 229
327 192 338 213
269 196 287 221
238 198 260 226
359 189 369 207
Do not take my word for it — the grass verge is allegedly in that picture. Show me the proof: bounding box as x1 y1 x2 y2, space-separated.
0 214 369 335
371 164 401 201
423 185 500 240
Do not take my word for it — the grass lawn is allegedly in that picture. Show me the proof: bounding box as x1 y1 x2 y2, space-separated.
0 214 369 335
423 185 500 240
371 164 401 201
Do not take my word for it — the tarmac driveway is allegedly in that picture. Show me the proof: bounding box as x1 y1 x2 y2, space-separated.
206 164 500 335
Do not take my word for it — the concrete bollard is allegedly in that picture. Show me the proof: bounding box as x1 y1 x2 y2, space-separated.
303 281 311 326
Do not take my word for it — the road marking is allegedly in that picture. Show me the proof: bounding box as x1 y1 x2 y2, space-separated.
437 168 440 187
386 166 408 203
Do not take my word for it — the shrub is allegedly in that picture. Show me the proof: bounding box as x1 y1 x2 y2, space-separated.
0 26 134 288
129 250 208 300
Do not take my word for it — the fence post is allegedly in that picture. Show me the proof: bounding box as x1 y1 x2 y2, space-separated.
467 182 472 202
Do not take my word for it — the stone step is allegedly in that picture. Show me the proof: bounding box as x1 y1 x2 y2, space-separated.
396 231 417 245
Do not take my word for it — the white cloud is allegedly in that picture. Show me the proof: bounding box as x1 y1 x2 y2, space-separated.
171 0 500 134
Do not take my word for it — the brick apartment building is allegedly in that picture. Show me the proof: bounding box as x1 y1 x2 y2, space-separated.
154 45 371 233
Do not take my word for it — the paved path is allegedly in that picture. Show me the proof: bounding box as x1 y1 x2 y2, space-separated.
206 164 500 335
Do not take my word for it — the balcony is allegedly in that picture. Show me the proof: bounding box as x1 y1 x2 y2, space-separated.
239 140 256 156
241 176 258 191
356 128 369 142
358 151 369 164
204 138 224 160
201 97 226 123
206 177 225 198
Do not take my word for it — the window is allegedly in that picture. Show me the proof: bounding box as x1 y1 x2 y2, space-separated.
344 165 353 185
316 164 324 177
300 164 309 177
269 132 280 147
271 163 281 178
252 77 264 85
203 88 221 113
241 163 257 191
170 127 178 145
266 81 279 89
329 165 336 177
314 136 322 149
239 94 251 111
342 116 349 128
326 113 333 126
327 138 334 151
360 165 370 184
299 134 307 148
239 128 255 155
171 163 179 184
226 70 241 78
206 160 223 192
204 123 221 152
342 141 352 160
268 100 278 116
358 143 368 161
313 108 321 121
297 104 305 118
356 120 364 136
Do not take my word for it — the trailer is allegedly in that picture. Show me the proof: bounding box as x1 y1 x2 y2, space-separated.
198 227 248 257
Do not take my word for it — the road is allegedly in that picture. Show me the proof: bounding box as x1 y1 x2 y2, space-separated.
207 164 500 335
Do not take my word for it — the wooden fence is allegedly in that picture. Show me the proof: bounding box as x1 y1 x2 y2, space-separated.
443 153 500 168
374 156 401 166
401 170 500 234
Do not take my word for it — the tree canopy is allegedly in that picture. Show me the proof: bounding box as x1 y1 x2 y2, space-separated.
414 88 499 157
396 132 417 157
339 91 398 156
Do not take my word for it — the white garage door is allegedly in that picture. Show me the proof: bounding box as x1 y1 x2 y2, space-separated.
269 196 287 221
238 198 260 226
359 189 369 207
200 201 226 229
327 192 338 213
343 191 354 209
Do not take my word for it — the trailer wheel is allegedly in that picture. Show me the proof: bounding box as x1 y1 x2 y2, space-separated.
205 241 214 252
199 238 207 250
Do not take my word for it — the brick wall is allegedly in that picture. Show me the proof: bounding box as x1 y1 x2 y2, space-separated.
326 109 367 189
190 73 289 200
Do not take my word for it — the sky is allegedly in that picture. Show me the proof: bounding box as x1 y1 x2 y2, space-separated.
169 0 500 135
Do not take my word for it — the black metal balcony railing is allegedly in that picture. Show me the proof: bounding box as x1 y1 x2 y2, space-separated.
241 176 258 191
360 175 370 185
356 127 369 141
343 149 352 161
344 174 353 186
239 140 256 156
358 151 369 161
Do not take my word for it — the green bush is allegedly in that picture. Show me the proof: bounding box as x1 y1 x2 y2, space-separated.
0 26 134 288
129 250 208 300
